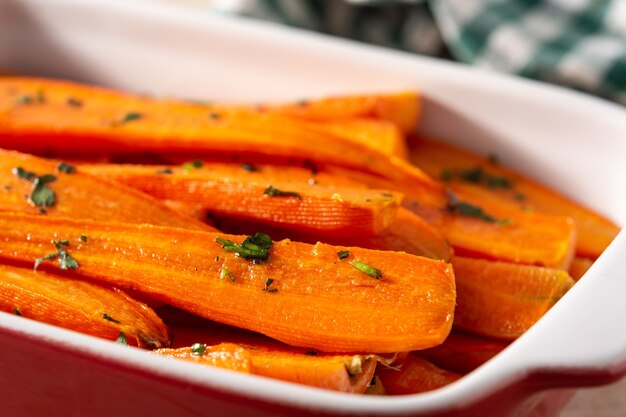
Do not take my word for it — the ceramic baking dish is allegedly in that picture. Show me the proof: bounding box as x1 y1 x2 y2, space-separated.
1 0 625 416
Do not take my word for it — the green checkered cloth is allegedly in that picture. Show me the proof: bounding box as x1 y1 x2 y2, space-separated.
217 0 626 105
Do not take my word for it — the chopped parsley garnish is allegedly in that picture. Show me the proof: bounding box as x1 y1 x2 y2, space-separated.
115 332 128 346
440 166 512 189
220 267 236 282
182 159 203 171
209 112 221 120
121 112 142 124
103 313 121 324
191 343 206 356
215 233 273 262
156 168 173 175
66 97 83 107
446 192 497 223
57 162 76 174
349 260 382 279
337 250 350 260
263 278 278 293
263 185 301 200
34 239 79 271
13 308 21 316
13 167 57 208
12 167 36 181
80 235 88 243
241 163 260 172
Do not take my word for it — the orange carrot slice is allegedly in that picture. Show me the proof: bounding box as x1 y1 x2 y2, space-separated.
0 264 169 348
568 257 594 281
0 149 211 230
410 137 620 259
452 256 574 340
0 213 456 353
420 331 508 374
376 354 461 395
80 162 402 237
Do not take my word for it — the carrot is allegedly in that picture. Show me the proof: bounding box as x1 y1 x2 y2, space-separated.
0 149 211 230
376 354 461 395
0 264 170 348
0 213 456 353
263 91 421 134
155 343 377 394
327 167 577 268
569 257 594 281
79 162 402 237
0 77 442 206
410 137 620 259
420 331 509 374
452 256 574 340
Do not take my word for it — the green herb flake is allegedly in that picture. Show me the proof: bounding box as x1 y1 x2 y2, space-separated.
13 308 22 316
80 235 88 243
157 168 173 175
263 185 301 200
15 95 34 105
498 217 512 226
34 239 79 271
446 192 497 223
116 332 128 346
215 233 273 262
263 278 278 293
209 112 221 120
241 163 260 172
220 266 236 282
66 97 83 107
182 159 203 171
36 90 46 104
57 162 76 174
486 176 512 189
121 112 142 124
349 260 382 279
337 250 350 260
12 166 36 181
103 313 121 324
443 166 513 190
34 253 59 271
191 343 206 356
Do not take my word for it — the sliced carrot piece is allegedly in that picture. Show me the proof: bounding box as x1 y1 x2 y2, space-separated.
0 149 211 230
155 343 376 393
263 91 420 134
410 137 620 259
0 264 169 348
452 256 575 340
80 162 402 237
0 77 441 205
376 354 461 395
420 331 509 374
0 213 456 353
568 257 594 281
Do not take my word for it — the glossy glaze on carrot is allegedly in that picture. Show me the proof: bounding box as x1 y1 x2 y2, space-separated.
376 354 461 395
0 264 170 348
0 213 456 353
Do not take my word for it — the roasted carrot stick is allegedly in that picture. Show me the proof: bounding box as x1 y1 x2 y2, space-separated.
410 137 620 259
155 343 377 393
79 162 402 237
0 77 442 206
568 257 594 281
263 91 421 134
452 256 575 340
420 331 509 374
0 264 169 348
0 213 456 353
0 149 211 230
326 167 577 268
376 354 461 395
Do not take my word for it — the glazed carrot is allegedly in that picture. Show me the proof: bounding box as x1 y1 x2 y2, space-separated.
80 162 402 237
410 137 620 259
155 343 377 393
376 354 461 395
568 257 594 281
0 213 456 353
264 91 421 134
326 167 577 268
0 77 442 206
0 149 211 230
420 331 508 374
0 264 170 348
452 256 575 340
